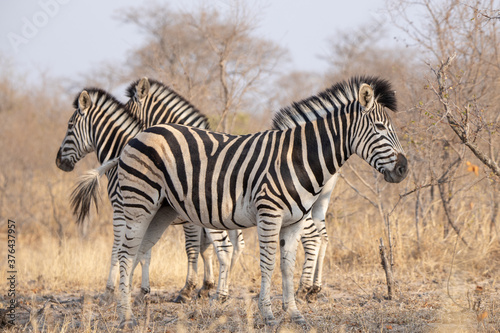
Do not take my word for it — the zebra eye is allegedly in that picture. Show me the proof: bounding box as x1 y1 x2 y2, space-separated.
375 123 386 131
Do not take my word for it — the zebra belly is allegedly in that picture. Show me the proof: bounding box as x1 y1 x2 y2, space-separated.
170 192 314 231
169 195 258 230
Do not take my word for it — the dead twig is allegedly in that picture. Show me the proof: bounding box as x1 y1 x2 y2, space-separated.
388 175 468 217
142 294 151 333
446 234 469 311
338 173 378 208
379 238 394 300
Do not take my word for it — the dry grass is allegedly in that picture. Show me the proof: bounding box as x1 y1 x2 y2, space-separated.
1 192 500 332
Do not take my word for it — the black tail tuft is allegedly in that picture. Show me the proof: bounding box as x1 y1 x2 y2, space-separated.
69 157 120 224
70 169 101 225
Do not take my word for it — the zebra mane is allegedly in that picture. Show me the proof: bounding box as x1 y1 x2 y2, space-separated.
125 78 209 128
125 78 190 106
272 76 397 130
72 87 144 125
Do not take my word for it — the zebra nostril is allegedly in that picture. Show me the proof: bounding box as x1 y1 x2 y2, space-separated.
397 165 406 177
395 153 408 178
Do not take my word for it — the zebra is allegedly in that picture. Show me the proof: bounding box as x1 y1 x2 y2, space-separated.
55 78 244 302
125 78 246 300
76 76 408 327
128 78 324 302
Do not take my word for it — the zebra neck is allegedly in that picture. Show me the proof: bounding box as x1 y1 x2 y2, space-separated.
136 92 208 129
317 114 353 180
93 109 144 165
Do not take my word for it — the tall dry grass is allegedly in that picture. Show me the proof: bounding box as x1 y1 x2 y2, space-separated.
2 179 500 332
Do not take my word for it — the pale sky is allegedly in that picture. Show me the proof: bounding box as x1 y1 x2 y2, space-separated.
0 0 395 84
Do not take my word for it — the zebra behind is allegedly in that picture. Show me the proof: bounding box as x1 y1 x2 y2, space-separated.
125 78 245 300
77 76 408 327
55 78 244 301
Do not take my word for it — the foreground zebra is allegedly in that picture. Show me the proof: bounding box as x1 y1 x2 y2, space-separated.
55 78 244 301
77 76 408 327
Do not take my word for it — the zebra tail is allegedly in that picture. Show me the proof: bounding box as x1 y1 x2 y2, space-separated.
70 157 120 225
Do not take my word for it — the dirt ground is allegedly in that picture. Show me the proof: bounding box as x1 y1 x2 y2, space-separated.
2 273 499 333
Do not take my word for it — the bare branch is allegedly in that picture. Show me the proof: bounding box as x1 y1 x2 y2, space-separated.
339 173 379 209
430 54 500 177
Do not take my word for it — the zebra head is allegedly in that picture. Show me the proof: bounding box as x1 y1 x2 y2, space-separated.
352 79 408 183
56 90 96 172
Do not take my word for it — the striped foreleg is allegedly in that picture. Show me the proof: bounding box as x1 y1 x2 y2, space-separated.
296 216 320 300
280 217 308 325
256 210 280 326
228 229 245 271
204 229 233 301
196 229 245 301
173 223 203 303
307 173 338 301
198 229 215 298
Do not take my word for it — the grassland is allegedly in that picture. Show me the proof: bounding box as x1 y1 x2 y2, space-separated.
1 177 499 332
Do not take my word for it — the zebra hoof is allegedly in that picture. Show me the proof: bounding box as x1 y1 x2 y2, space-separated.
264 316 278 326
198 288 211 299
291 314 307 326
174 282 196 303
295 285 310 302
133 288 151 304
100 287 115 303
212 294 228 303
173 293 191 303
197 281 215 299
306 285 321 303
118 319 137 330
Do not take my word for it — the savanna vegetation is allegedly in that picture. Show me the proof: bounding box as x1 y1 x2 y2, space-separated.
1 0 499 331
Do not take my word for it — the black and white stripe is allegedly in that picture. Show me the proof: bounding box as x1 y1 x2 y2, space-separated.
124 78 246 301
56 78 244 301
76 76 408 327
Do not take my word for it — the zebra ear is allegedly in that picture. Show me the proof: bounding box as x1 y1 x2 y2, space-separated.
358 84 374 112
78 91 92 115
136 77 150 100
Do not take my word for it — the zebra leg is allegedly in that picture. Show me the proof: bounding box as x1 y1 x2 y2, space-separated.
173 223 202 303
307 173 338 302
198 228 215 298
256 214 280 326
118 206 177 329
117 217 151 329
205 229 233 302
103 215 123 301
296 216 320 301
308 211 329 302
228 229 245 271
128 248 152 303
138 249 152 297
280 218 307 325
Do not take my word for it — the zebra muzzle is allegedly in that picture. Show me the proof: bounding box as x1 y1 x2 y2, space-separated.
55 149 74 172
383 153 408 183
